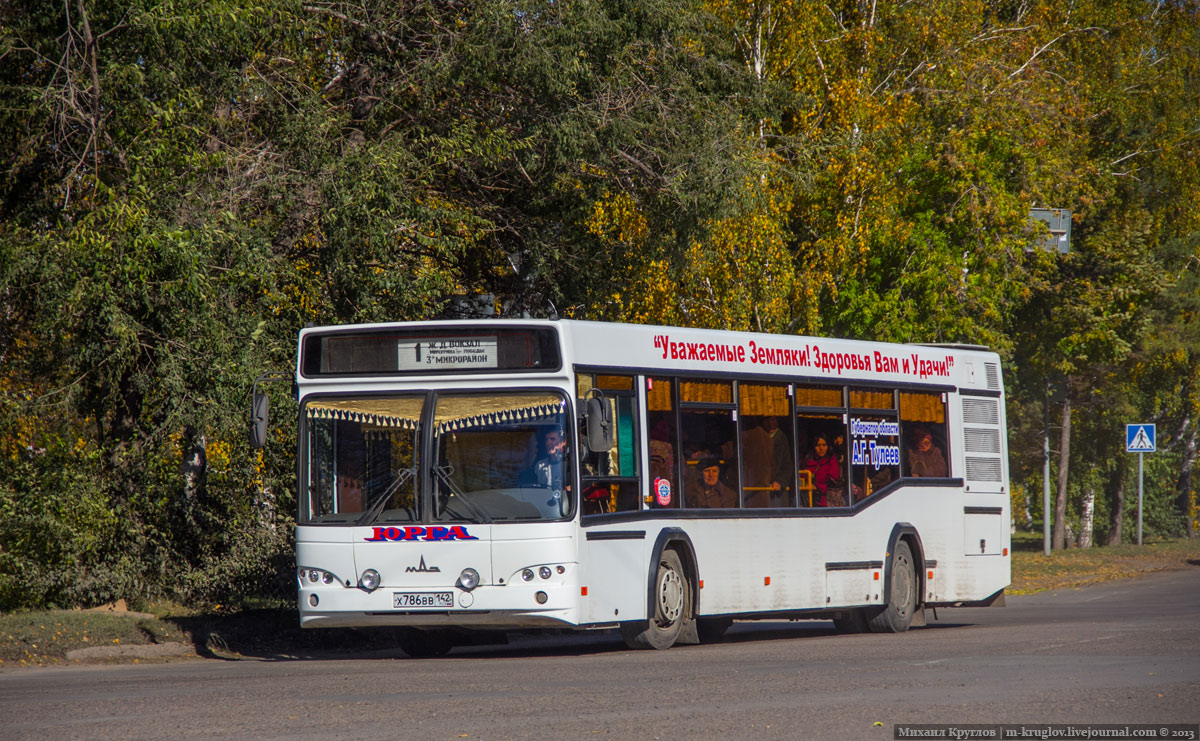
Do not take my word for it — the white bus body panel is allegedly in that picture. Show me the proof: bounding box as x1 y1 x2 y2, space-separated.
293 319 1011 633
297 522 584 629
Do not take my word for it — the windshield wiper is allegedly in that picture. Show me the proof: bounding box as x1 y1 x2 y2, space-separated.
357 467 415 526
433 465 492 523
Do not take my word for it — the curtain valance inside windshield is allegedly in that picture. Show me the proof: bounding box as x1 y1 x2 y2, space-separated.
436 394 564 433
305 397 423 429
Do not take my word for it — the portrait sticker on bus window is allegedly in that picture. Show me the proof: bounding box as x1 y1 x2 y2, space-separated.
849 416 900 500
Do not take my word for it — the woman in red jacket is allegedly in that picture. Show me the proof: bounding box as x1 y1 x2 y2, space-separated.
804 434 844 506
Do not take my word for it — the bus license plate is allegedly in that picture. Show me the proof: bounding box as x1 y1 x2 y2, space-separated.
394 592 453 608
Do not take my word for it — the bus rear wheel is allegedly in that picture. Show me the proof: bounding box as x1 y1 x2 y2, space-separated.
867 540 917 633
621 549 688 650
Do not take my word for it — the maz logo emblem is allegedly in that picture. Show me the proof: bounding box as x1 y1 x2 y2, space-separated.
406 556 440 573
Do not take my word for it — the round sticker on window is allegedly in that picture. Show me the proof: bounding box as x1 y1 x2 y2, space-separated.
653 477 672 506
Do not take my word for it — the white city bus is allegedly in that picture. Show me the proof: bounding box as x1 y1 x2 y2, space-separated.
280 319 1010 655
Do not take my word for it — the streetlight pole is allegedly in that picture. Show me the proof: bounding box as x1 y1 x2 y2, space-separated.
1043 379 1052 556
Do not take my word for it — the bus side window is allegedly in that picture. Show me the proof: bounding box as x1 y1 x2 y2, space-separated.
900 392 949 478
647 378 679 509
681 408 737 508
739 383 792 507
794 384 847 508
848 388 899 502
579 373 642 513
796 412 846 507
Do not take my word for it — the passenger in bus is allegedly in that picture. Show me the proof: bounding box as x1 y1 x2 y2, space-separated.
765 416 793 506
521 426 566 493
803 434 843 507
907 426 947 478
853 463 893 500
682 440 715 493
741 418 774 507
689 458 737 509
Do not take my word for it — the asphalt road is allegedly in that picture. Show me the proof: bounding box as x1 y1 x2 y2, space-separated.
4 567 1199 740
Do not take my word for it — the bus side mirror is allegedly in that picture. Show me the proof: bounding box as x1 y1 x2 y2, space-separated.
250 392 269 449
585 395 613 453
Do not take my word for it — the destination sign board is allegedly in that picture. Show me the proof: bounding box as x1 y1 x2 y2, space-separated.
397 337 498 370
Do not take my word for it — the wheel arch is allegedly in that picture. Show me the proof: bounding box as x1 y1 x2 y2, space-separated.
884 523 926 610
645 527 699 616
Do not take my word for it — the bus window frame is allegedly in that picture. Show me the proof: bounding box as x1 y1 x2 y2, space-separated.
676 376 739 508
575 366 964 523
576 369 641 515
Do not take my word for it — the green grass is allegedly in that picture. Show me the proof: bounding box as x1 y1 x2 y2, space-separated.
0 609 190 668
1010 532 1200 594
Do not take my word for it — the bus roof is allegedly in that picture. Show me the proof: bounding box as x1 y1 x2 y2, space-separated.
297 319 1002 393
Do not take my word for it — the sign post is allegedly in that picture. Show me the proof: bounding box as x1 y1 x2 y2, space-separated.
1125 424 1157 545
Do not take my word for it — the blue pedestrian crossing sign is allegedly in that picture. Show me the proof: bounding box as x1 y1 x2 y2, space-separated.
1126 424 1156 453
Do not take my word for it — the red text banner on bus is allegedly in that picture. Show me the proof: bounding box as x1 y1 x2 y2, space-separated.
650 334 955 381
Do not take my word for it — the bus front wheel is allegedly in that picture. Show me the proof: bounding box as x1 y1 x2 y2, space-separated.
867 540 917 633
621 549 688 650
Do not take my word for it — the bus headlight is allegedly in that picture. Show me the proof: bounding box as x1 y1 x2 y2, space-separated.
458 568 480 591
299 568 338 585
359 568 381 592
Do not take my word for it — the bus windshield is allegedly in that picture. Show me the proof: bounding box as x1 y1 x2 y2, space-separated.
302 391 573 524
432 392 574 522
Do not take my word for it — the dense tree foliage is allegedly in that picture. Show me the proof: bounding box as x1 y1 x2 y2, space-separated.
1 0 1196 609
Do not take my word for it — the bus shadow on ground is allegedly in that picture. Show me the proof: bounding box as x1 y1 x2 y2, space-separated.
168 611 974 662
169 609 409 662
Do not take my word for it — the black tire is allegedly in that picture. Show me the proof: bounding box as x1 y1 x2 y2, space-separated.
621 549 688 650
697 617 732 643
832 608 869 634
397 628 455 658
867 540 917 633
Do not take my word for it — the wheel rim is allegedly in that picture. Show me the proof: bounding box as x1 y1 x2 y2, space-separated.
893 552 914 618
656 563 684 625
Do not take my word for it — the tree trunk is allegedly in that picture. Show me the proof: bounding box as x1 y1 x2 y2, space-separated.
1079 483 1094 548
1177 419 1196 539
1106 459 1125 546
1053 390 1071 551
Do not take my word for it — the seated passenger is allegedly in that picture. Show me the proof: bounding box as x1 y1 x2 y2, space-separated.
689 458 737 509
520 426 566 491
907 426 947 477
803 434 843 507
